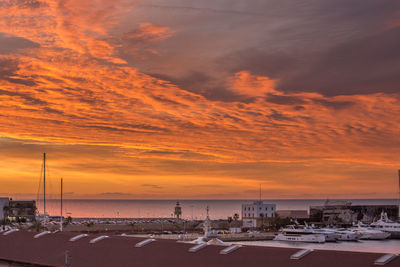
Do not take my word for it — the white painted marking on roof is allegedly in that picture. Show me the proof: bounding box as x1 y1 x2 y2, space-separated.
189 243 208 252
375 254 398 265
120 233 139 237
290 249 313 260
3 229 19 236
69 234 88 242
207 238 227 246
135 238 155 247
34 231 51 239
89 235 109 244
220 244 241 255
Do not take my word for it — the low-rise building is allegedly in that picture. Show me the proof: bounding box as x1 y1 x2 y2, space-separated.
310 202 398 225
242 201 276 228
0 198 10 221
4 200 36 222
276 210 309 220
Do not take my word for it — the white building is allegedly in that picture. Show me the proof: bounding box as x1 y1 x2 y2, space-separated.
0 198 10 221
242 201 276 228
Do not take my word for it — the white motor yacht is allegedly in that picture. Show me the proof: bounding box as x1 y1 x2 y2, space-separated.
273 233 325 243
351 227 390 240
310 228 340 242
286 224 339 242
322 228 361 241
370 211 400 239
351 222 391 240
274 225 325 243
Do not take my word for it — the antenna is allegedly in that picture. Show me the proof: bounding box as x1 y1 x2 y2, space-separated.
398 169 400 219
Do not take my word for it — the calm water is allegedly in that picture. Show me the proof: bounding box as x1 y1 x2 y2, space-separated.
38 199 399 219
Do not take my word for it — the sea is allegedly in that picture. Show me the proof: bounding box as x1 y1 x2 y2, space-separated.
39 198 399 219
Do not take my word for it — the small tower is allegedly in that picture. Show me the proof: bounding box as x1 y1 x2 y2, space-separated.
174 201 182 219
203 206 211 237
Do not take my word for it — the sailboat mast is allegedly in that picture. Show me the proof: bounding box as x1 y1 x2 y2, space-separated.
398 169 400 219
43 152 46 217
60 177 63 231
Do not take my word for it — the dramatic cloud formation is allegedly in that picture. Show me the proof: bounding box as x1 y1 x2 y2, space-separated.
122 22 175 56
228 71 278 97
0 0 399 200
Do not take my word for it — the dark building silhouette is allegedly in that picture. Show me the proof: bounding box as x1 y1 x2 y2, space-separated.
4 200 36 222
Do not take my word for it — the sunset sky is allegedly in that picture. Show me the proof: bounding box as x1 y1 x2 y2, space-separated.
0 0 399 199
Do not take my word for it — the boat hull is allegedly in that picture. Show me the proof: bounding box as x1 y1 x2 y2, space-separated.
387 231 400 239
335 233 360 241
359 232 391 240
324 233 339 242
273 233 325 243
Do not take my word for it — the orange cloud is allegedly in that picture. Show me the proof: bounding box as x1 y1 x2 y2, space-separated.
228 71 278 97
123 22 175 44
122 22 175 58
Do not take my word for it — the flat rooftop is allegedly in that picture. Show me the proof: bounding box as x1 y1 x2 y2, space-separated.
0 231 399 267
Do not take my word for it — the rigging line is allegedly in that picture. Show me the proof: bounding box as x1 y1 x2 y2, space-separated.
48 164 52 198
36 158 43 212
47 159 56 214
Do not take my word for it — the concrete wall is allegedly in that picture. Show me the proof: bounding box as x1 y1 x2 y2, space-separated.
276 210 309 219
242 219 257 228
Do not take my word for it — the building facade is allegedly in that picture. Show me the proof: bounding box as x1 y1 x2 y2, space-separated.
276 210 309 220
4 200 36 222
310 204 398 225
242 201 276 228
0 198 10 221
